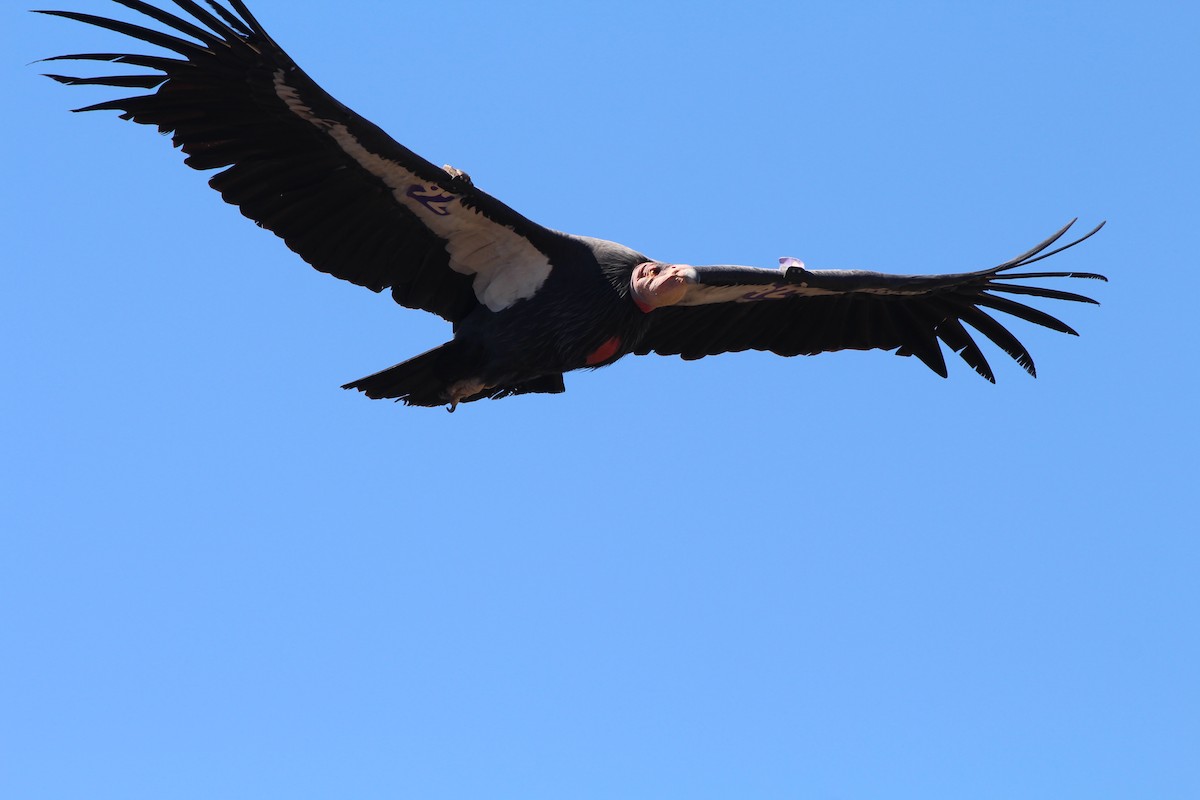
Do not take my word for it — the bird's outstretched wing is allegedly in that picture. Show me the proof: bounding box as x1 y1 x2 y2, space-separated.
38 0 557 321
635 220 1107 381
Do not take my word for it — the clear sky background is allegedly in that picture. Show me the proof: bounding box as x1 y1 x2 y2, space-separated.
3 1 1197 798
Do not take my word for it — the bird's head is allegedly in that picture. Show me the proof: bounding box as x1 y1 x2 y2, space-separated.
630 261 698 312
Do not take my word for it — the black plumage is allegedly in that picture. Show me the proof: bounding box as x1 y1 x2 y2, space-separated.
39 1 1106 409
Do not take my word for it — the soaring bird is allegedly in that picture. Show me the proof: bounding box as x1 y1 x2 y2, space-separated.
39 0 1106 410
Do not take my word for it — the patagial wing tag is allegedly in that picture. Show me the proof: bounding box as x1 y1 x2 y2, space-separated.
273 69 553 312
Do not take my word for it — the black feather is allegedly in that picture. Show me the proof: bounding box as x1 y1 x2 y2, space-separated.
40 3 1107 405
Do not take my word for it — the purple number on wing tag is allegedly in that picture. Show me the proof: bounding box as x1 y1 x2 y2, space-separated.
406 184 456 216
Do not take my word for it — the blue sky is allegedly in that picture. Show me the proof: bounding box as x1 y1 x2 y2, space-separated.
3 1 1197 798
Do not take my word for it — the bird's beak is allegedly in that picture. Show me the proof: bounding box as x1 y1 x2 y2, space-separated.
632 262 697 311
650 265 697 292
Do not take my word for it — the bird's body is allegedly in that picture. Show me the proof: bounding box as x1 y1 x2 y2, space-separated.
358 235 652 408
39 0 1106 410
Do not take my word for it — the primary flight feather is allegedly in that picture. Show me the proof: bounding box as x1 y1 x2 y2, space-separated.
39 0 1107 410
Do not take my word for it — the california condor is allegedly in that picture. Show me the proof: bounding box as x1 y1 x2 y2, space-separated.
39 0 1107 410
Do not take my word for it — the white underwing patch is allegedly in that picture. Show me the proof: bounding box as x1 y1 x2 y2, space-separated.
273 70 552 311
677 276 940 306
674 282 830 305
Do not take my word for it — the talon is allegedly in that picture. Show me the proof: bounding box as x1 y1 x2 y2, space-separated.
442 378 491 412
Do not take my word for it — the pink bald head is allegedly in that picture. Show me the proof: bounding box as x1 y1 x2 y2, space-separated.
631 262 697 312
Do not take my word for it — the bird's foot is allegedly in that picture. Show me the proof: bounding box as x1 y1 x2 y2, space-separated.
443 378 490 413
